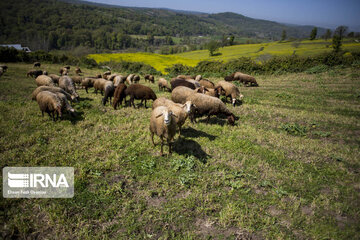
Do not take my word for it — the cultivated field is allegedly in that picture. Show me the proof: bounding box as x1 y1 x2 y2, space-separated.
1 63 360 239
89 39 360 74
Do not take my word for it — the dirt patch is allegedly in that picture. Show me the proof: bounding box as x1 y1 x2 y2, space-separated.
147 196 167 207
301 205 314 216
320 187 332 195
174 190 191 199
268 205 283 216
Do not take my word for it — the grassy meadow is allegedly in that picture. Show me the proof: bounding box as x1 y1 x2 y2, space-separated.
1 63 360 239
88 39 360 74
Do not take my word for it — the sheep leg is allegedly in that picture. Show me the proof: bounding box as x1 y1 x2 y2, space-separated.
151 132 156 146
130 96 136 108
206 114 211 123
42 111 44 117
144 99 147 108
160 136 164 156
168 139 172 155
85 87 88 94
101 90 103 96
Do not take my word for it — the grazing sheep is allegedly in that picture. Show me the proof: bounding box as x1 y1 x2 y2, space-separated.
75 67 82 75
71 76 83 86
112 83 127 109
27 70 43 78
152 97 194 134
108 74 118 82
33 62 41 68
55 92 75 116
203 86 225 98
59 76 79 100
158 78 171 92
102 71 111 80
186 93 238 125
113 75 126 87
144 74 155 83
63 66 71 70
36 91 62 121
133 75 140 83
81 77 97 93
126 74 135 84
149 106 177 156
59 68 68 76
225 72 259 87
35 75 55 87
171 86 199 104
49 74 60 85
195 75 202 81
171 79 196 90
177 75 195 80
31 86 72 102
93 78 115 105
125 84 157 108
199 79 215 89
215 81 244 106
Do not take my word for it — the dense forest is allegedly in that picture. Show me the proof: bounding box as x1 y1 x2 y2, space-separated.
0 0 327 52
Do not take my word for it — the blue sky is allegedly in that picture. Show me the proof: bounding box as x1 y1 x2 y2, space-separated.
86 0 360 30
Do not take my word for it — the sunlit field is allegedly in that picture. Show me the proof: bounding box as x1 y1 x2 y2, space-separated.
1 63 359 239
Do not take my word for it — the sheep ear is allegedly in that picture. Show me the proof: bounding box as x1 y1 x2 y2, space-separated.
172 113 178 118
155 113 163 118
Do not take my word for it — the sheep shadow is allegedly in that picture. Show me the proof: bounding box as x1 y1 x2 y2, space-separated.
61 111 85 124
181 127 217 141
173 138 210 163
78 97 93 101
198 116 227 126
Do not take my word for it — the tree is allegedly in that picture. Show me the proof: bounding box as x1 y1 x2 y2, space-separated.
310 27 317 40
332 35 342 52
323 29 332 40
229 35 235 46
347 32 355 38
281 30 287 41
207 40 219 56
334 26 348 39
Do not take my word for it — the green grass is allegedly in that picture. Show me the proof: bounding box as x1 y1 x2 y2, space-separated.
1 63 360 239
88 39 360 74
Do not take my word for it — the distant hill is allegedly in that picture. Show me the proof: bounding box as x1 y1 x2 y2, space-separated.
0 0 328 51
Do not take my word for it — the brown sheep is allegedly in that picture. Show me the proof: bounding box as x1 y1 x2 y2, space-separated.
215 81 244 106
171 79 196 90
126 74 135 84
112 83 127 109
171 86 199 104
31 86 72 102
203 86 225 98
124 84 157 108
75 67 82 75
81 77 97 93
150 106 177 156
33 62 41 68
225 72 259 87
144 74 155 83
36 91 62 121
59 68 68 76
186 93 238 125
113 75 127 87
93 78 115 105
71 76 83 86
35 75 55 87
49 74 60 85
102 71 111 80
185 79 201 88
27 70 43 78
199 79 215 89
55 92 75 116
108 74 118 82
158 78 171 92
195 75 202 81
152 97 195 134
133 75 140 83
177 75 195 80
59 76 79 100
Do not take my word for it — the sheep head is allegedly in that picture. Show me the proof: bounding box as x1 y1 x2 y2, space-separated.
183 101 195 114
156 110 177 126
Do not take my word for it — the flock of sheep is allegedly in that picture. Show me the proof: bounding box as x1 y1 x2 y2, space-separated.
27 62 259 155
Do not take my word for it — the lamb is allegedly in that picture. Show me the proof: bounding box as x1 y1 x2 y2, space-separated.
113 75 127 87
171 79 196 90
144 74 155 83
33 62 41 68
158 78 171 92
152 97 194 134
35 75 55 87
171 86 199 104
124 84 157 108
149 106 177 156
80 77 96 93
27 70 43 78
31 86 72 102
36 91 62 121
75 67 82 75
225 72 259 87
199 79 215 89
112 83 127 109
133 75 140 83
59 76 79 100
186 93 238 125
59 68 68 76
93 78 115 105
215 80 244 106
49 74 60 85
